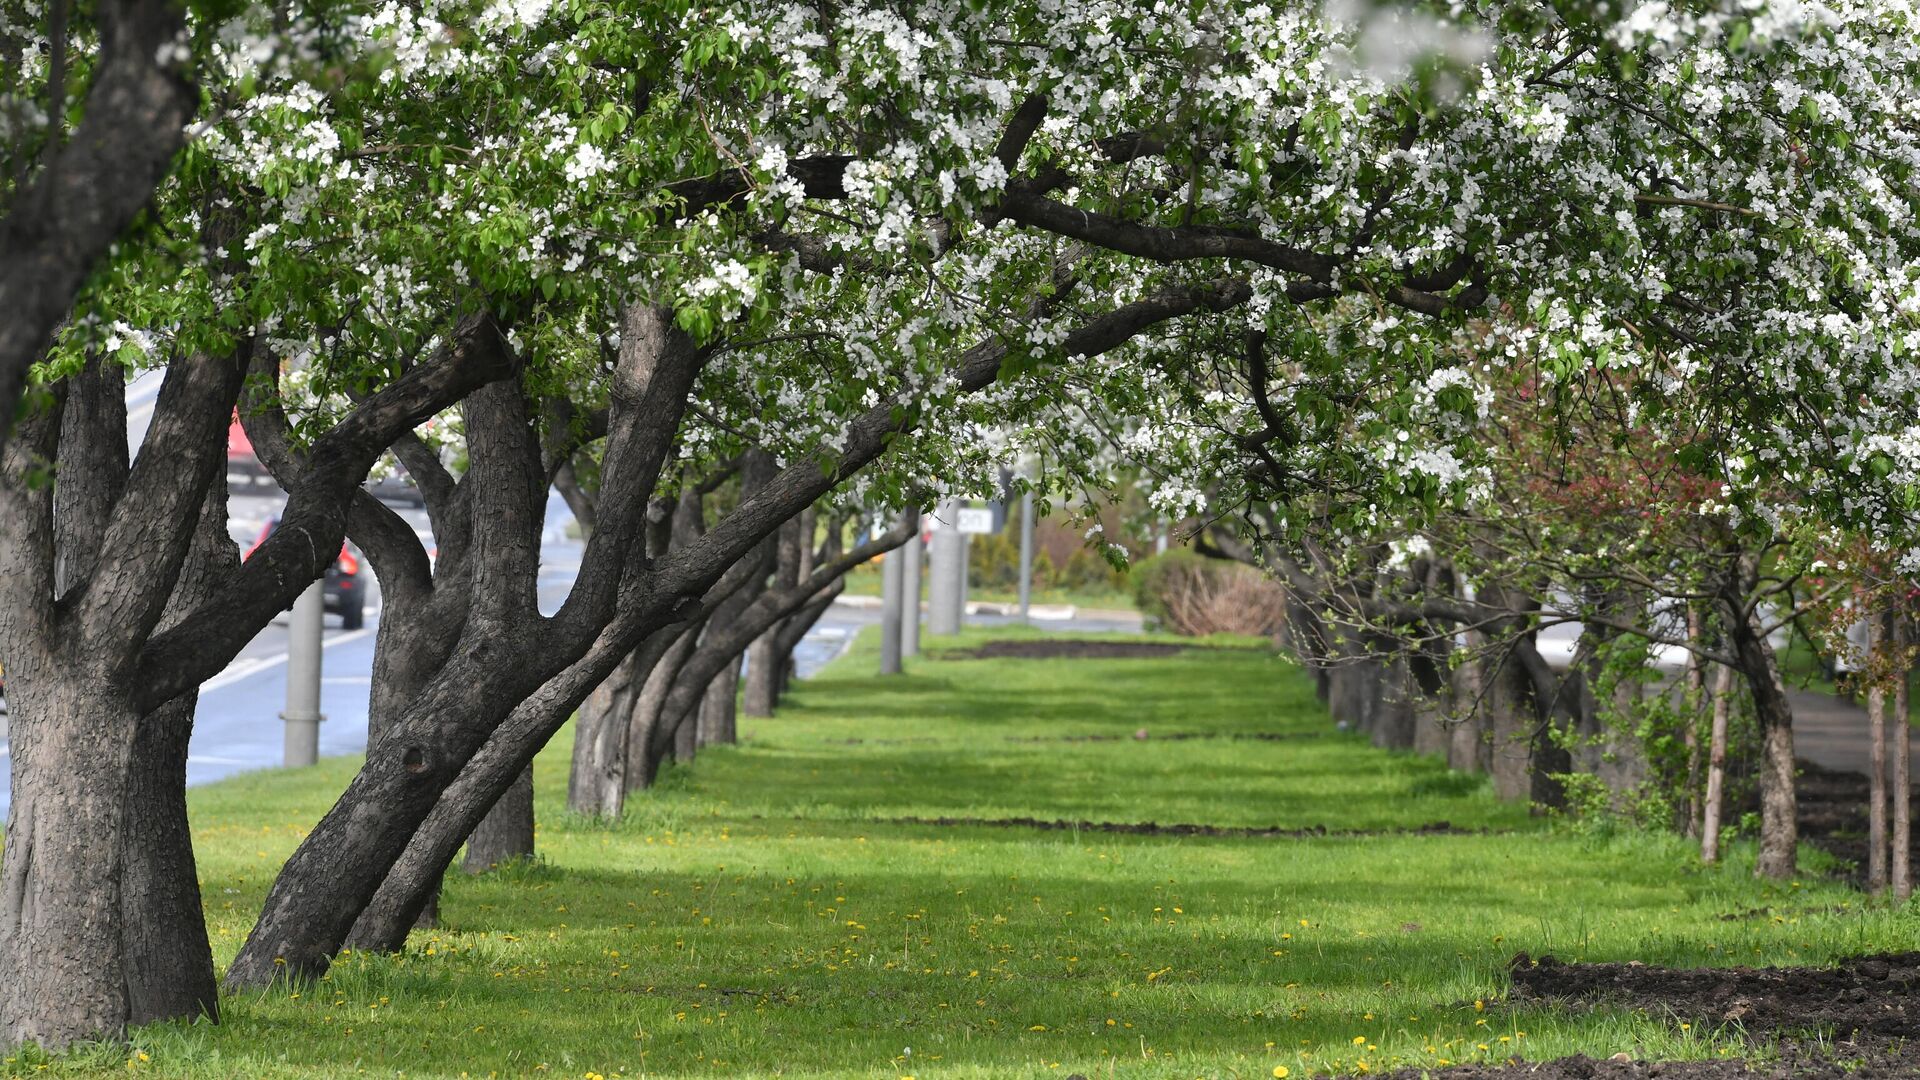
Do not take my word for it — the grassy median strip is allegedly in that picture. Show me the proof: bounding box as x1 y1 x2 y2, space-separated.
13 626 1918 1078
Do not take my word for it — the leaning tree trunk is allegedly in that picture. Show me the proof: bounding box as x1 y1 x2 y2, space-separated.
1722 580 1797 879
626 623 703 793
462 767 534 873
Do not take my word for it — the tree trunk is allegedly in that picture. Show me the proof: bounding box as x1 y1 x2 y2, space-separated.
697 660 741 748
1894 614 1911 901
1484 646 1537 802
626 624 702 791
1371 654 1417 751
673 695 700 762
743 633 779 716
1448 634 1488 774
1869 611 1890 893
0 679 140 1049
121 476 231 1027
120 696 217 1027
1701 661 1734 864
1722 582 1797 879
741 517 797 716
567 648 642 818
462 766 534 873
1682 607 1707 837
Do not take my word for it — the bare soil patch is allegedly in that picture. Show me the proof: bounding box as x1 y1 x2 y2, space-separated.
1361 954 1920 1080
877 815 1498 839
1508 952 1920 1040
1376 1046 1920 1080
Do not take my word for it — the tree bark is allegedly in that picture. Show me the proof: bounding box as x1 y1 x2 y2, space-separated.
627 624 703 792
1721 574 1797 880
697 663 741 747
742 517 802 716
1701 660 1735 865
462 767 534 873
0 679 141 1048
1894 613 1911 901
0 0 196 458
567 647 644 818
352 520 900 951
1 353 239 1047
1682 606 1707 837
1869 610 1890 893
121 480 234 1028
122 698 218 1027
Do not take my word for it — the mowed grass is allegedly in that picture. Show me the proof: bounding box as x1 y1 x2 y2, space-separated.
11 626 1920 1078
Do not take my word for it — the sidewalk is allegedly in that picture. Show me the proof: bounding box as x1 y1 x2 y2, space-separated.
1790 689 1920 777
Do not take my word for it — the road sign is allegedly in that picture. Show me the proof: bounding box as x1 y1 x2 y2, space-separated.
956 507 995 534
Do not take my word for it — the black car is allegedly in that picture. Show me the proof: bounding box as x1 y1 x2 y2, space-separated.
246 519 369 630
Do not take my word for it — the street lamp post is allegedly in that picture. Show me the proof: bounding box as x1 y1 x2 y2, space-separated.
282 579 324 767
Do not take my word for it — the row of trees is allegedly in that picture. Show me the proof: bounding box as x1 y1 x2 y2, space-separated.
4 0 1920 1053
1193 370 1916 895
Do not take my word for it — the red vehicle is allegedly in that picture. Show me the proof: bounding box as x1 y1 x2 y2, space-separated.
227 413 277 490
246 518 368 630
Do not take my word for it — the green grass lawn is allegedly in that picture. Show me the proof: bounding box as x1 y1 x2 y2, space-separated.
11 627 1919 1078
839 561 1137 613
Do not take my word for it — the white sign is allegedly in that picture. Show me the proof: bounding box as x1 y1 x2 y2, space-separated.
955 507 995 534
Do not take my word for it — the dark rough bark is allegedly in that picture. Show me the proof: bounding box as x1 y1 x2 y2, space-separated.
672 691 701 762
0 0 195 457
1 349 244 1048
0 679 141 1048
1699 660 1736 864
462 767 534 873
122 480 233 1028
1720 559 1797 880
121 698 217 1028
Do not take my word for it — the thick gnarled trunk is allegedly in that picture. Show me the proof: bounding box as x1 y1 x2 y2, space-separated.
121 697 217 1027
0 678 140 1048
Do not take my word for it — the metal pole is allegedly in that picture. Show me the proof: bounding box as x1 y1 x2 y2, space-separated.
879 511 905 675
928 499 964 635
1017 489 1035 622
900 518 923 656
283 578 325 767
